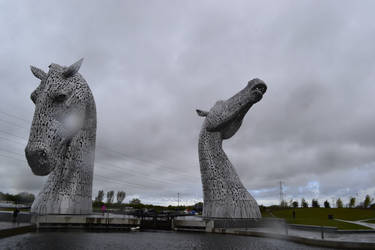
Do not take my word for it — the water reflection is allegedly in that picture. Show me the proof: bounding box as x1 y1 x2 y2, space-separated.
0 231 331 250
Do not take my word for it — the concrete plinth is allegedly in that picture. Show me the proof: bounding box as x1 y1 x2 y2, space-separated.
32 214 140 229
173 217 284 232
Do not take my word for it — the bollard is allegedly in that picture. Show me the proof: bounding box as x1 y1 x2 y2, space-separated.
285 223 288 235
321 226 324 239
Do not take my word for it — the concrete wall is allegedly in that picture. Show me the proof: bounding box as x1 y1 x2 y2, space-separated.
33 215 141 228
0 212 31 223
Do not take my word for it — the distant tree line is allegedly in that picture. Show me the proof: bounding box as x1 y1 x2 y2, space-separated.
279 194 374 209
94 190 126 204
0 192 35 204
92 190 203 213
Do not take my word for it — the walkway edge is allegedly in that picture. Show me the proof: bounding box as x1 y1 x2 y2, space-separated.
0 225 36 239
175 227 375 249
217 228 375 249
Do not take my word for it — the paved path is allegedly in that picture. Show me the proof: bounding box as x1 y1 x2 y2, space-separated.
335 219 375 230
241 226 375 243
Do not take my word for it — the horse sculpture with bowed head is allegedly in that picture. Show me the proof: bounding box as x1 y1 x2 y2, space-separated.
25 59 96 214
196 78 267 218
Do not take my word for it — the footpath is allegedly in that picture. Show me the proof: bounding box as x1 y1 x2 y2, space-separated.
174 217 375 249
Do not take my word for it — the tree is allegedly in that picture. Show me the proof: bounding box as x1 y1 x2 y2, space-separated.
15 192 35 204
324 200 330 208
349 197 356 208
292 201 298 208
130 198 141 205
288 199 294 207
95 190 104 202
312 199 320 208
364 195 372 208
194 202 203 212
336 198 343 208
116 191 126 204
301 198 308 208
0 192 16 202
106 190 114 204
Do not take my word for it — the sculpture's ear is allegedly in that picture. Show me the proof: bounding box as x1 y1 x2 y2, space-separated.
63 58 83 78
30 66 47 81
196 109 209 117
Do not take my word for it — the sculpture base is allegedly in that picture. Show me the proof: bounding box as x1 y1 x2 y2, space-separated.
31 214 140 229
173 217 285 232
31 196 92 215
203 199 261 219
203 218 264 229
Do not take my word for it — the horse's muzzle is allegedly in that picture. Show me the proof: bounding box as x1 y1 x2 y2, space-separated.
25 144 54 176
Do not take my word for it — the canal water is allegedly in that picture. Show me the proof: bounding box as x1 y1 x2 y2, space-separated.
0 231 331 250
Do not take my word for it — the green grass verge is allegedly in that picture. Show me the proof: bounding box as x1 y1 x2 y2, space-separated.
265 208 375 230
0 208 30 212
261 210 273 217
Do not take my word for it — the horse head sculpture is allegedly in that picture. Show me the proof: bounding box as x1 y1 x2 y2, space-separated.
196 78 267 218
25 59 96 214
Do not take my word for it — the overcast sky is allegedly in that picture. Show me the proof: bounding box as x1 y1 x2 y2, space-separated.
1 0 375 206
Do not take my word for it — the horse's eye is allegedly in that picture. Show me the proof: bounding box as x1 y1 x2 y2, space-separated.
54 94 67 103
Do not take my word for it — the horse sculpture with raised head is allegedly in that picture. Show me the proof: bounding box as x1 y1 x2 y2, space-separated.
25 59 96 215
196 78 267 218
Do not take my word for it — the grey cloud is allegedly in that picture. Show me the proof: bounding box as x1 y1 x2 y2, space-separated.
1 0 375 205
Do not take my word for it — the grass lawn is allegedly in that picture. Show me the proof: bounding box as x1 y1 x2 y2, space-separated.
364 219 375 224
262 208 375 230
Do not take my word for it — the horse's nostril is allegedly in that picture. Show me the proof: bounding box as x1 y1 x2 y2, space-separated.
26 148 48 162
38 150 48 159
